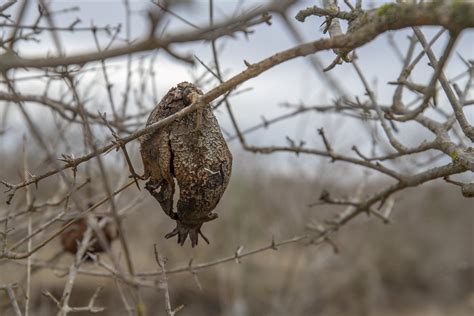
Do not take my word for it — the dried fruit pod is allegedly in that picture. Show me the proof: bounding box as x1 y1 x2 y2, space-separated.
61 217 116 259
140 82 232 247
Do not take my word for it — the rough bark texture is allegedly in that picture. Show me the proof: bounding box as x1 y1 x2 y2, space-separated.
140 82 232 247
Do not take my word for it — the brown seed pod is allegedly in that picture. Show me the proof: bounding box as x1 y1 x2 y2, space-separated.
61 217 116 259
140 82 232 247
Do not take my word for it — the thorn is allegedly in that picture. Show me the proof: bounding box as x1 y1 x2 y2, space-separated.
234 245 243 264
271 235 277 250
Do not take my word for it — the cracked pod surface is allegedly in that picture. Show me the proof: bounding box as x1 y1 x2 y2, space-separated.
139 82 232 247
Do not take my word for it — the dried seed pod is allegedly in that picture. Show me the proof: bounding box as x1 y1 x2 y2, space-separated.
61 217 116 259
140 82 232 247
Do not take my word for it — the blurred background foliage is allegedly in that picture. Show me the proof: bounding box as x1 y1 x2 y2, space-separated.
1 155 472 315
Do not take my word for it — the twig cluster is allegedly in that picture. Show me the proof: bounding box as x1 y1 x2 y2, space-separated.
0 0 473 314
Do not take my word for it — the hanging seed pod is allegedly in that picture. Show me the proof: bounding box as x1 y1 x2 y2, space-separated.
140 82 232 247
61 217 116 259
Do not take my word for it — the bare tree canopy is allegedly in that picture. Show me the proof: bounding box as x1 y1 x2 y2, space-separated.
0 0 473 315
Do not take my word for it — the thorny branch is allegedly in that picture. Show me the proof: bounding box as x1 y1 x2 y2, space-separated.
0 0 473 314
